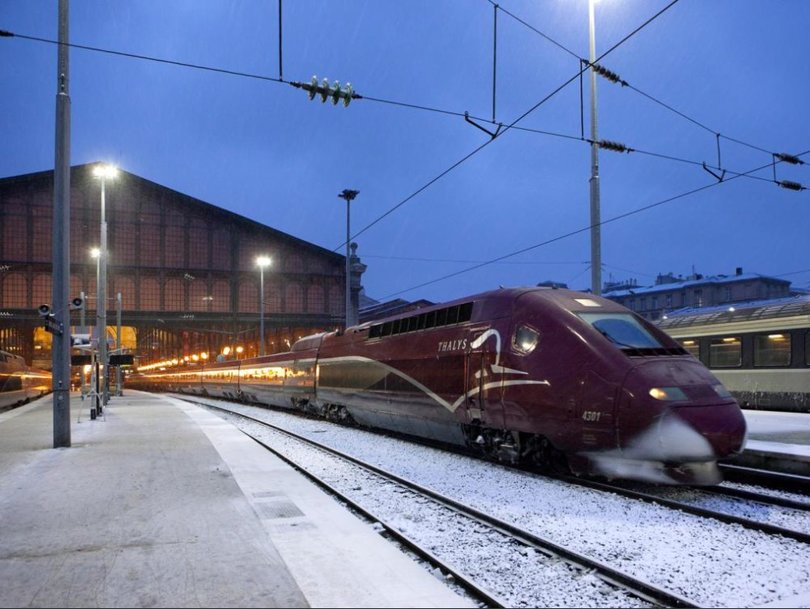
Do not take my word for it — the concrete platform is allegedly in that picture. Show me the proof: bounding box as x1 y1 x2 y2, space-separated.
728 410 810 476
0 391 470 608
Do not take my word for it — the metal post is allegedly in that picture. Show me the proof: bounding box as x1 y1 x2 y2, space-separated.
259 266 265 356
98 175 108 407
588 0 602 296
52 0 71 447
79 290 86 397
116 292 122 396
337 189 359 328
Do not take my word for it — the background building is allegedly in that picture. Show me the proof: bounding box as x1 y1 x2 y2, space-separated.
603 268 793 321
0 164 360 368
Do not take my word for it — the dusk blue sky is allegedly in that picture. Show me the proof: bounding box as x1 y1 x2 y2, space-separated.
1 1 808 304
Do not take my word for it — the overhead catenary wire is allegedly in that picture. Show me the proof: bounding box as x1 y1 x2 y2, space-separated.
379 150 810 300
490 1 805 168
2 27 787 194
341 0 683 250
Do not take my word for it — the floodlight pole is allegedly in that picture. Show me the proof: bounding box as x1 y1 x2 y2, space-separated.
588 0 602 296
116 292 122 396
52 0 71 447
338 189 359 328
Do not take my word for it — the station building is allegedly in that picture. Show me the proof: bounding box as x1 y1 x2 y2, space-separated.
0 163 363 369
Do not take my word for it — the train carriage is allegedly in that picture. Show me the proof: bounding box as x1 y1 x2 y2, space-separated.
658 295 810 413
130 287 748 485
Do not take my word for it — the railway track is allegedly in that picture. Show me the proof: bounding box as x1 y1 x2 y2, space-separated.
719 462 810 496
181 396 698 608
560 477 810 545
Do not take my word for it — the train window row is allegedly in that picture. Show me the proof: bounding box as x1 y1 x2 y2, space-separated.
368 302 474 339
677 330 810 369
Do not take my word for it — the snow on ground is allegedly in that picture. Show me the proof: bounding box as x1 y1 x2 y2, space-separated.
207 399 810 608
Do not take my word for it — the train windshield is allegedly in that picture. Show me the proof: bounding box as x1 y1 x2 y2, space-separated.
578 313 664 349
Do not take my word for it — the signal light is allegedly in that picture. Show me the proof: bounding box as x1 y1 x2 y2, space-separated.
37 304 52 318
70 297 85 310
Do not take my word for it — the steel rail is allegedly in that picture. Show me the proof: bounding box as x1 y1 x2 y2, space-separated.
719 463 810 496
181 396 700 609
565 477 810 545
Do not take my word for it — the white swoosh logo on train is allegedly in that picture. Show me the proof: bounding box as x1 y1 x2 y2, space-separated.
319 355 549 413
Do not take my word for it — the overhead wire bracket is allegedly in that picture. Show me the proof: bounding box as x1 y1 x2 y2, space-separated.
464 112 502 139
702 162 726 183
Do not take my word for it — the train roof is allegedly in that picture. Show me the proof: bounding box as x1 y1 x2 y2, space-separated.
351 286 626 330
657 294 810 332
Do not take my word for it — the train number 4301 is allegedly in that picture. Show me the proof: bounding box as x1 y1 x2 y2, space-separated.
582 411 602 422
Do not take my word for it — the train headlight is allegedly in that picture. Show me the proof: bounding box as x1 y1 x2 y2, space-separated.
649 387 688 401
513 325 539 354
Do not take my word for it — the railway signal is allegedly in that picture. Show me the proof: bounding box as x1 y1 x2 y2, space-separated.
37 304 63 336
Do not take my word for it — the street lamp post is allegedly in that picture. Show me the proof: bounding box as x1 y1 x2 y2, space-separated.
93 163 117 406
256 256 272 356
588 0 602 296
90 247 101 414
337 189 359 328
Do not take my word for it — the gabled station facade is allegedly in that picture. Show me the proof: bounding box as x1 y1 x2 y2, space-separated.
0 163 349 368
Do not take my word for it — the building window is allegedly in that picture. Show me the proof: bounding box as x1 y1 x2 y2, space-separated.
239 279 258 313
165 278 184 311
665 295 672 309
140 217 162 267
754 333 791 367
285 283 303 313
188 226 209 269
111 221 138 266
307 285 325 314
32 214 51 262
1 273 27 308
329 285 343 316
709 337 742 368
211 279 230 313
32 274 51 309
165 226 185 267
212 229 231 271
3 215 26 261
141 276 161 311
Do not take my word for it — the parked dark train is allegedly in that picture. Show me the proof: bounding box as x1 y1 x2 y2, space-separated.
130 287 747 484
0 350 52 411
658 294 810 413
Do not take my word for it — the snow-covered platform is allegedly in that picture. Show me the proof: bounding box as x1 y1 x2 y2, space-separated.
0 391 469 608
733 410 810 476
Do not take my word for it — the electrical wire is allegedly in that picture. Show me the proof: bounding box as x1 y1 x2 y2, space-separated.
490 2 803 164
379 150 809 300
342 0 681 249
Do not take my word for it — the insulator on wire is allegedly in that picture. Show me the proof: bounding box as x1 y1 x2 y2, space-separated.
590 63 627 86
291 75 358 108
598 140 631 153
775 152 804 165
777 180 804 191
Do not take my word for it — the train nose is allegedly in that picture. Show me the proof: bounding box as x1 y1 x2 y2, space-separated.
620 359 748 460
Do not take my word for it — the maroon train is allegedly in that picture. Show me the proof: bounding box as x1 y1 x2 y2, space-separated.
130 287 747 484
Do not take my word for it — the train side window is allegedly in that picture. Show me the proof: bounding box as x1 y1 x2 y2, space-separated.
679 339 700 359
806 332 810 366
381 322 393 337
425 311 436 328
446 306 459 325
392 319 401 335
407 316 419 332
754 333 791 367
709 337 742 368
436 308 448 326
